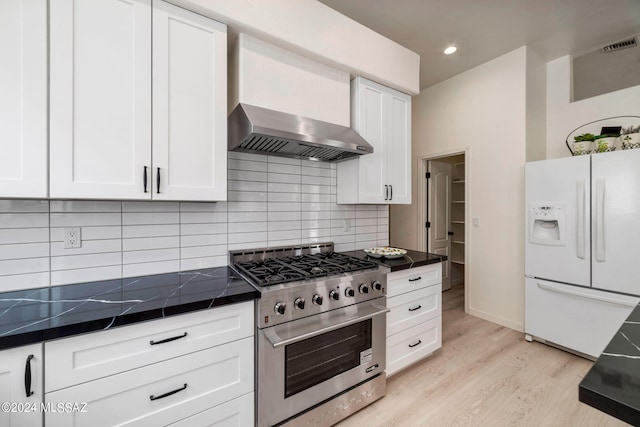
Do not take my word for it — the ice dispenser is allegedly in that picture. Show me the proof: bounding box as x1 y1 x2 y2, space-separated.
529 204 565 245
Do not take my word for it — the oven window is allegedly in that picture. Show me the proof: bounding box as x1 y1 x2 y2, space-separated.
284 319 372 398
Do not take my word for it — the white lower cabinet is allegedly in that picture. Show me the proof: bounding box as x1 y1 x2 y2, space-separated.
44 301 254 426
386 263 442 376
0 344 43 427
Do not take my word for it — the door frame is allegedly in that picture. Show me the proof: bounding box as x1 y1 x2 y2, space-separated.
417 147 470 313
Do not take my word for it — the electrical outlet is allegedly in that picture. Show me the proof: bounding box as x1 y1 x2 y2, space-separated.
64 227 82 249
472 218 480 228
343 219 351 232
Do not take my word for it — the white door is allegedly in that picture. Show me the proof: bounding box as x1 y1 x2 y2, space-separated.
525 155 590 287
50 0 152 199
152 1 227 201
353 78 387 203
386 90 412 204
592 149 640 295
428 160 451 291
0 0 47 198
0 344 43 427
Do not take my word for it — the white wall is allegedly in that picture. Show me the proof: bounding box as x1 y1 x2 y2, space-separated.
391 46 546 331
170 0 420 95
0 153 389 293
546 55 640 159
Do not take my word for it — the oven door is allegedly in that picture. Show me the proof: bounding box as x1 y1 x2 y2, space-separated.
257 299 388 427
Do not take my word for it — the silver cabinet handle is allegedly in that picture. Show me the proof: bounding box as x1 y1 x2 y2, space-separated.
576 179 585 259
595 179 605 262
536 282 637 307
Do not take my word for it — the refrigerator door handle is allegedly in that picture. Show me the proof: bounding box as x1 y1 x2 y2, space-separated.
595 179 606 262
576 179 585 259
537 282 636 307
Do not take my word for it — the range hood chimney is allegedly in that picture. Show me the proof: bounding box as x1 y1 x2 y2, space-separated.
228 103 373 162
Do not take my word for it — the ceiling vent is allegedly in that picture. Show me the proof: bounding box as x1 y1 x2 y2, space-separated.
600 36 638 53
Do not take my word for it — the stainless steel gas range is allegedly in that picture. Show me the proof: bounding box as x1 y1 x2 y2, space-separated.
229 242 389 427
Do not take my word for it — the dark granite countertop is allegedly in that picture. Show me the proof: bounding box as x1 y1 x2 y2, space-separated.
342 249 446 272
0 267 259 351
579 303 640 425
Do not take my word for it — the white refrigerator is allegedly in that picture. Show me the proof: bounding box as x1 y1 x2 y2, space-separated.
525 149 640 358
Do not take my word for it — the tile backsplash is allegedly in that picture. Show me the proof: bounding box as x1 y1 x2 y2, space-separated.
0 152 389 292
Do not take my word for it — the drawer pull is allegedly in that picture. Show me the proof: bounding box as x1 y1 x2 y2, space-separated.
150 332 188 346
150 383 187 401
408 340 422 348
25 354 34 398
408 305 422 312
408 277 422 282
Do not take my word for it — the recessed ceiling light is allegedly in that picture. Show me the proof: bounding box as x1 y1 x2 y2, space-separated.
444 46 457 55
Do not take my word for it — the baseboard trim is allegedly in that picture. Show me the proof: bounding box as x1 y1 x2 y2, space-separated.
467 306 523 332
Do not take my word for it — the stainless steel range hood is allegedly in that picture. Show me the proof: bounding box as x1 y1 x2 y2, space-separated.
228 103 373 162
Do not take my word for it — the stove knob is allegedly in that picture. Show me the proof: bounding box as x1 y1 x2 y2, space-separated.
294 297 306 310
372 280 383 291
329 290 340 301
345 287 355 297
359 283 369 294
312 294 324 305
274 302 286 315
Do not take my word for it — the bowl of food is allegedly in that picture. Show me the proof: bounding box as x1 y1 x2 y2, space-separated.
363 247 408 259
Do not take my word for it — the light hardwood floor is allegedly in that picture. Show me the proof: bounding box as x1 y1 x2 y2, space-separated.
338 283 627 427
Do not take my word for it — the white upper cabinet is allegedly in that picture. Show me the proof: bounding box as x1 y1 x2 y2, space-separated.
0 0 48 198
50 0 227 201
337 77 411 204
152 1 227 201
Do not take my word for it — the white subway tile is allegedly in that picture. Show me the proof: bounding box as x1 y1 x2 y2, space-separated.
268 211 302 221
377 231 389 241
268 202 300 212
181 234 227 247
301 184 331 194
268 156 301 166
330 226 355 237
0 213 49 228
0 258 49 276
50 200 121 213
302 228 331 239
122 212 179 225
227 201 268 212
51 252 122 271
302 219 331 230
181 245 227 259
377 216 389 225
50 212 120 227
268 238 302 247
268 182 302 193
377 225 388 234
180 223 227 235
181 212 227 224
227 191 268 202
356 226 378 235
180 256 226 271
122 201 179 212
51 265 122 286
268 172 301 184
377 237 390 246
180 202 226 212
268 162 301 175
50 239 122 256
302 175 331 186
301 193 331 203
356 240 377 249
228 241 268 251
123 248 180 264
268 192 301 203
228 222 267 234
123 236 180 251
228 180 268 192
302 167 332 178
355 210 378 219
356 205 378 211
122 224 179 239
225 212 263 223
0 200 48 213
123 260 179 278
302 202 331 212
334 243 356 252
330 203 355 212
301 211 330 221
228 159 268 172
268 221 301 232
228 170 268 182
0 272 49 292
301 159 332 169
356 218 377 227
0 228 49 244
228 151 267 162
0 242 49 260
330 210 356 220
355 233 378 243
51 226 122 241
228 232 268 244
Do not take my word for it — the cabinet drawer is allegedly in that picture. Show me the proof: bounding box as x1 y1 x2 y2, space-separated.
46 337 254 427
45 301 253 392
387 263 442 297
387 317 441 377
167 392 254 426
387 284 441 336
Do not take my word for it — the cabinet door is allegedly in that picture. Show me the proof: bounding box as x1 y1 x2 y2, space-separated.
386 89 411 204
50 0 152 199
0 0 47 198
152 1 227 201
352 78 388 203
0 344 43 427
591 149 640 295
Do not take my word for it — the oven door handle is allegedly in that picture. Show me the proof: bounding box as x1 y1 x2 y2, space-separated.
264 303 390 349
